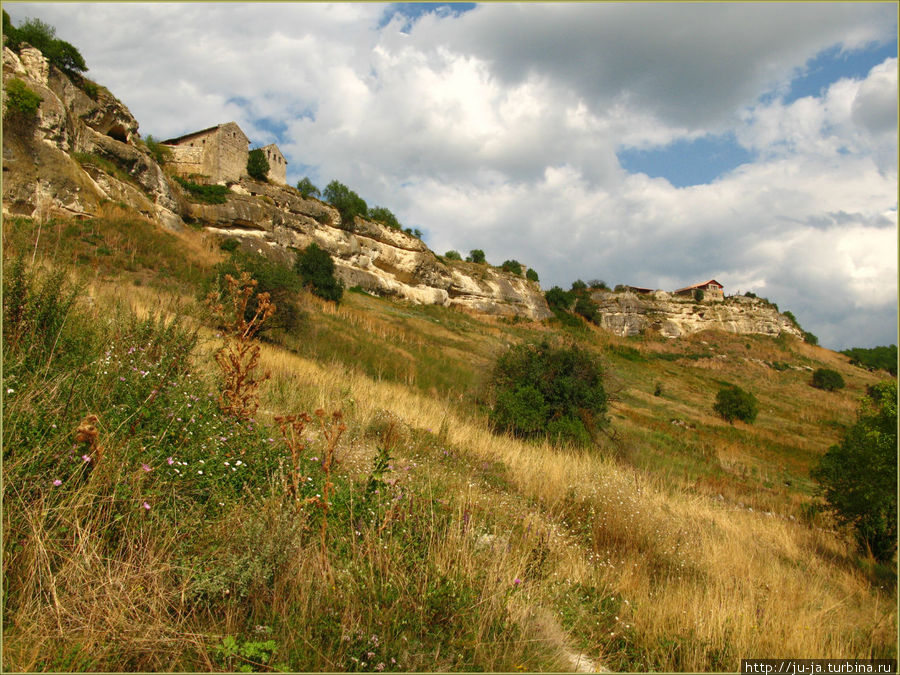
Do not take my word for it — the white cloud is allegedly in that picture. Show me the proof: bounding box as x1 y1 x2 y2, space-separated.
3 2 896 348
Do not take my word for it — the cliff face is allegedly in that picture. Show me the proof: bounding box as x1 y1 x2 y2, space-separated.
195 179 553 319
1 44 801 334
1 44 550 320
589 290 803 339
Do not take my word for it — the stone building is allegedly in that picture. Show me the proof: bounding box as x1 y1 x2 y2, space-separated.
162 122 249 184
260 143 288 185
674 279 724 300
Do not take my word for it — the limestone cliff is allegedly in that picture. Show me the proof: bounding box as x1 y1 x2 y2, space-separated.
589 290 802 339
194 179 552 320
1 43 802 333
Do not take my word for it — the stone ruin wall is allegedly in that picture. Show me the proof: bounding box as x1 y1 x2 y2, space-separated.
261 144 287 185
214 123 250 184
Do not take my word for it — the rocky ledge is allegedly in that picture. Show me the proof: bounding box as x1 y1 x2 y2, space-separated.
589 290 803 339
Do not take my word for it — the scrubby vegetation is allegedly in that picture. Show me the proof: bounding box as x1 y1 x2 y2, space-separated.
3 11 87 78
296 177 321 199
294 242 343 303
842 344 898 375
812 380 897 561
3 77 42 120
811 367 845 392
488 341 607 446
142 134 173 165
247 148 270 181
1 194 896 672
713 384 759 424
173 176 229 204
323 180 367 232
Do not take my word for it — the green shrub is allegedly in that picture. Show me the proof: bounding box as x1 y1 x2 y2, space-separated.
501 260 523 276
693 289 704 302
488 341 607 447
143 134 173 165
296 177 321 199
247 148 270 181
467 249 486 264
173 176 228 204
811 368 845 392
573 295 600 324
801 330 818 346
526 268 539 283
842 345 897 375
811 380 897 561
323 180 367 232
588 279 609 290
367 206 402 230
444 250 462 261
294 242 343 303
713 384 758 424
544 286 573 311
80 79 99 100
3 78 42 119
212 250 304 334
219 237 240 253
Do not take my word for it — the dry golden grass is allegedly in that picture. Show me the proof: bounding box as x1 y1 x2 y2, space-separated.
254 341 896 670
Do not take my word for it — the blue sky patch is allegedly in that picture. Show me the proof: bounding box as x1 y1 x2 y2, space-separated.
783 39 897 104
617 133 755 187
378 2 476 31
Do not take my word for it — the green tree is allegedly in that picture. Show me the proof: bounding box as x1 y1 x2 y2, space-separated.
841 345 898 376
811 380 897 561
544 286 573 311
489 341 607 447
367 206 402 230
468 249 486 264
444 250 462 261
501 260 523 276
323 180 367 232
811 368 845 392
713 384 758 424
294 242 343 302
296 177 321 199
10 17 86 77
247 148 270 181
526 268 539 283
693 288 705 302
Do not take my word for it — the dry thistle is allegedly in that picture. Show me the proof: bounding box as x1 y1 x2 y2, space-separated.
74 413 101 460
205 272 276 420
304 409 346 560
274 413 312 504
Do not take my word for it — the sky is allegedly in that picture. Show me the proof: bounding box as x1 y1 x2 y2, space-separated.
5 2 898 350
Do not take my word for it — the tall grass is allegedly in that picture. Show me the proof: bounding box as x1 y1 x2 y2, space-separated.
3 211 894 672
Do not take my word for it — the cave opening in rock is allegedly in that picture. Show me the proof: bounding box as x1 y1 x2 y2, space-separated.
107 124 127 142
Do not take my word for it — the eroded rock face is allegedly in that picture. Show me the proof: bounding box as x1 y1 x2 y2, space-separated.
196 179 553 320
1 43 181 228
590 290 802 339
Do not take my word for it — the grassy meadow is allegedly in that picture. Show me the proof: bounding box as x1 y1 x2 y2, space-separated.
2 210 896 672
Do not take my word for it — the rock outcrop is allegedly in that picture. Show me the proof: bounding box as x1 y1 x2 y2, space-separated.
589 290 802 339
2 44 182 228
194 179 552 320
1 42 804 332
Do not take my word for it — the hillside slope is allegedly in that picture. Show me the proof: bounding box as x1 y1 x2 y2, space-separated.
2 37 896 673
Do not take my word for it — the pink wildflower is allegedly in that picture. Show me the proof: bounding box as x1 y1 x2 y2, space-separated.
142 463 151 472
52 479 62 486
142 502 151 510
